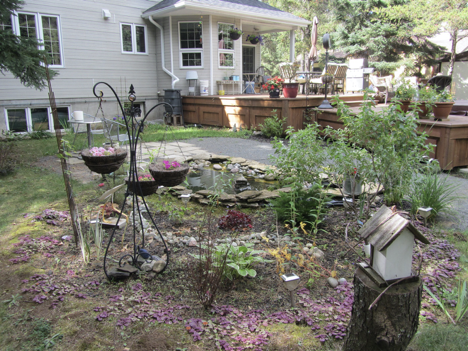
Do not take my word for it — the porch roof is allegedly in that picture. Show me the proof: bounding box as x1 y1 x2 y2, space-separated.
142 0 310 32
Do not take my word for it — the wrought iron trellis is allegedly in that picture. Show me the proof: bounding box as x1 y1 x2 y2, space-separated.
95 82 171 279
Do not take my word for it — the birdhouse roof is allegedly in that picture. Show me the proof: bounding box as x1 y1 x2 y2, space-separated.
359 205 429 252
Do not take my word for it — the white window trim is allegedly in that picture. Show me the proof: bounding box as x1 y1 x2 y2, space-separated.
13 12 65 68
217 22 235 69
178 21 203 69
120 23 148 55
4 106 70 133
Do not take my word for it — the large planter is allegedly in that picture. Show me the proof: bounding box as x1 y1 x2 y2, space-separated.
149 163 190 187
433 102 455 121
229 32 241 40
343 176 363 196
81 148 127 175
282 83 299 98
125 179 159 197
269 89 280 98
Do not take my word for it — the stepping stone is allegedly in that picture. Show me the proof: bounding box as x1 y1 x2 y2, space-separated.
117 265 138 273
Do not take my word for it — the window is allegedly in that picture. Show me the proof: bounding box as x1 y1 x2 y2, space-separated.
14 13 63 67
218 23 234 68
121 23 147 54
179 22 203 68
5 106 69 133
0 15 13 31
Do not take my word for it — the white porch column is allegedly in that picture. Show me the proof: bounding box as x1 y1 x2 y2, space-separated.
289 30 295 62
209 15 213 95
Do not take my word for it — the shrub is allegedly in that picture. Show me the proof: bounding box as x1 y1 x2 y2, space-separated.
259 109 286 138
0 142 16 175
218 210 252 230
270 184 326 228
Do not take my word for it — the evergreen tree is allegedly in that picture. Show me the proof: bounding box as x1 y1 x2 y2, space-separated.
331 0 444 75
0 0 57 90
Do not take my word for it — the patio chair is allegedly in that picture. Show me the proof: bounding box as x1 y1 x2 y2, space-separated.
428 75 452 92
369 75 393 104
309 63 339 94
101 118 142 158
332 64 348 94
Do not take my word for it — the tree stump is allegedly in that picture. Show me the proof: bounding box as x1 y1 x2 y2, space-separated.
342 268 422 351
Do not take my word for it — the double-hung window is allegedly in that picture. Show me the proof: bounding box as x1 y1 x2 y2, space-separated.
179 22 203 68
5 106 70 133
12 12 64 67
120 23 147 54
218 23 234 69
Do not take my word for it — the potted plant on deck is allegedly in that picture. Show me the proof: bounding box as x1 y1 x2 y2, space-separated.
262 76 284 98
281 61 300 98
432 90 455 121
229 28 243 40
415 85 437 118
393 79 417 113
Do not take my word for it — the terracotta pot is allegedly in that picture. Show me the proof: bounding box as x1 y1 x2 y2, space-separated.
229 32 241 40
269 89 280 98
282 83 299 98
398 100 411 113
433 102 454 121
414 102 432 119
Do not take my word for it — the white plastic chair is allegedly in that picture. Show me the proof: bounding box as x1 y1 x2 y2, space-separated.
369 75 393 104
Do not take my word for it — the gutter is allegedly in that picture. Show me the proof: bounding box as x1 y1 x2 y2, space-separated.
148 16 179 89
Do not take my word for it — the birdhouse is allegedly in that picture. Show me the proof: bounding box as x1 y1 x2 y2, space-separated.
358 205 429 286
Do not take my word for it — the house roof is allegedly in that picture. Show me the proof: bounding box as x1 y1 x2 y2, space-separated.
142 0 310 31
359 205 429 252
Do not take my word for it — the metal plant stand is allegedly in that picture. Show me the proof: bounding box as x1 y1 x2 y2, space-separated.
95 82 171 279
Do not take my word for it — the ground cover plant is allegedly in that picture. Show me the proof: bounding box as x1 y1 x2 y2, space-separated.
0 128 467 350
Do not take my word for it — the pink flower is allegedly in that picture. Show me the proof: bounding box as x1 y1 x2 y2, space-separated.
98 183 105 187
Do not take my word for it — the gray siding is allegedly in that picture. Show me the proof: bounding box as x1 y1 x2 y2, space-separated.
1 0 161 131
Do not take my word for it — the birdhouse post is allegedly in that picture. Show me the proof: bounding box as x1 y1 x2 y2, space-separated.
342 206 429 351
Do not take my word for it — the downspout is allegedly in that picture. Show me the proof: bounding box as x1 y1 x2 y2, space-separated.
149 15 179 88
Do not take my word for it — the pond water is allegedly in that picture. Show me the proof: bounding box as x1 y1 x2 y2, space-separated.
186 167 276 194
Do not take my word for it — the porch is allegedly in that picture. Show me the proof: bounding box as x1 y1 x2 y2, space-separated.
182 93 364 131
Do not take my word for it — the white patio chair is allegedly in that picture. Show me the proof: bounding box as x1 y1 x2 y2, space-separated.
369 75 393 104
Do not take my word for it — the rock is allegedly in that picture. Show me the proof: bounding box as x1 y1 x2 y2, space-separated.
235 175 248 185
210 154 230 162
219 193 237 202
141 260 156 272
302 247 310 254
192 153 212 161
227 164 233 170
327 277 339 288
231 242 238 247
264 173 276 181
108 267 131 279
338 278 348 285
306 243 313 248
236 190 262 201
229 157 246 164
240 202 260 208
313 248 325 260
196 190 216 197
188 237 198 247
231 167 239 173
276 187 292 193
153 260 166 273
213 164 223 170
198 198 211 205
116 265 138 274
248 190 280 202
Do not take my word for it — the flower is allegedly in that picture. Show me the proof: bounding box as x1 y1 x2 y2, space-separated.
163 160 181 170
229 27 243 35
138 174 154 182
98 183 105 187
89 147 116 156
262 76 284 92
246 34 263 45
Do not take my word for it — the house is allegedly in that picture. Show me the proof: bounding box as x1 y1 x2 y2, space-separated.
358 205 429 283
0 0 310 133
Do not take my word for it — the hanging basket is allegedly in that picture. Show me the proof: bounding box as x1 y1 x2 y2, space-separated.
249 38 260 45
229 32 242 40
125 178 159 197
81 148 127 174
149 163 190 187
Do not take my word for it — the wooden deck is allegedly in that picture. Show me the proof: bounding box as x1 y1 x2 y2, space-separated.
182 95 468 170
182 93 364 131
314 106 468 170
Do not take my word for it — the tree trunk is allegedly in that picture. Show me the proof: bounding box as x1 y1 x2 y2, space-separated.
342 269 422 351
447 30 458 80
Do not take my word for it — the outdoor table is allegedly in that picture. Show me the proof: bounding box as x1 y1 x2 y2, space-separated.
69 116 102 148
297 71 322 95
